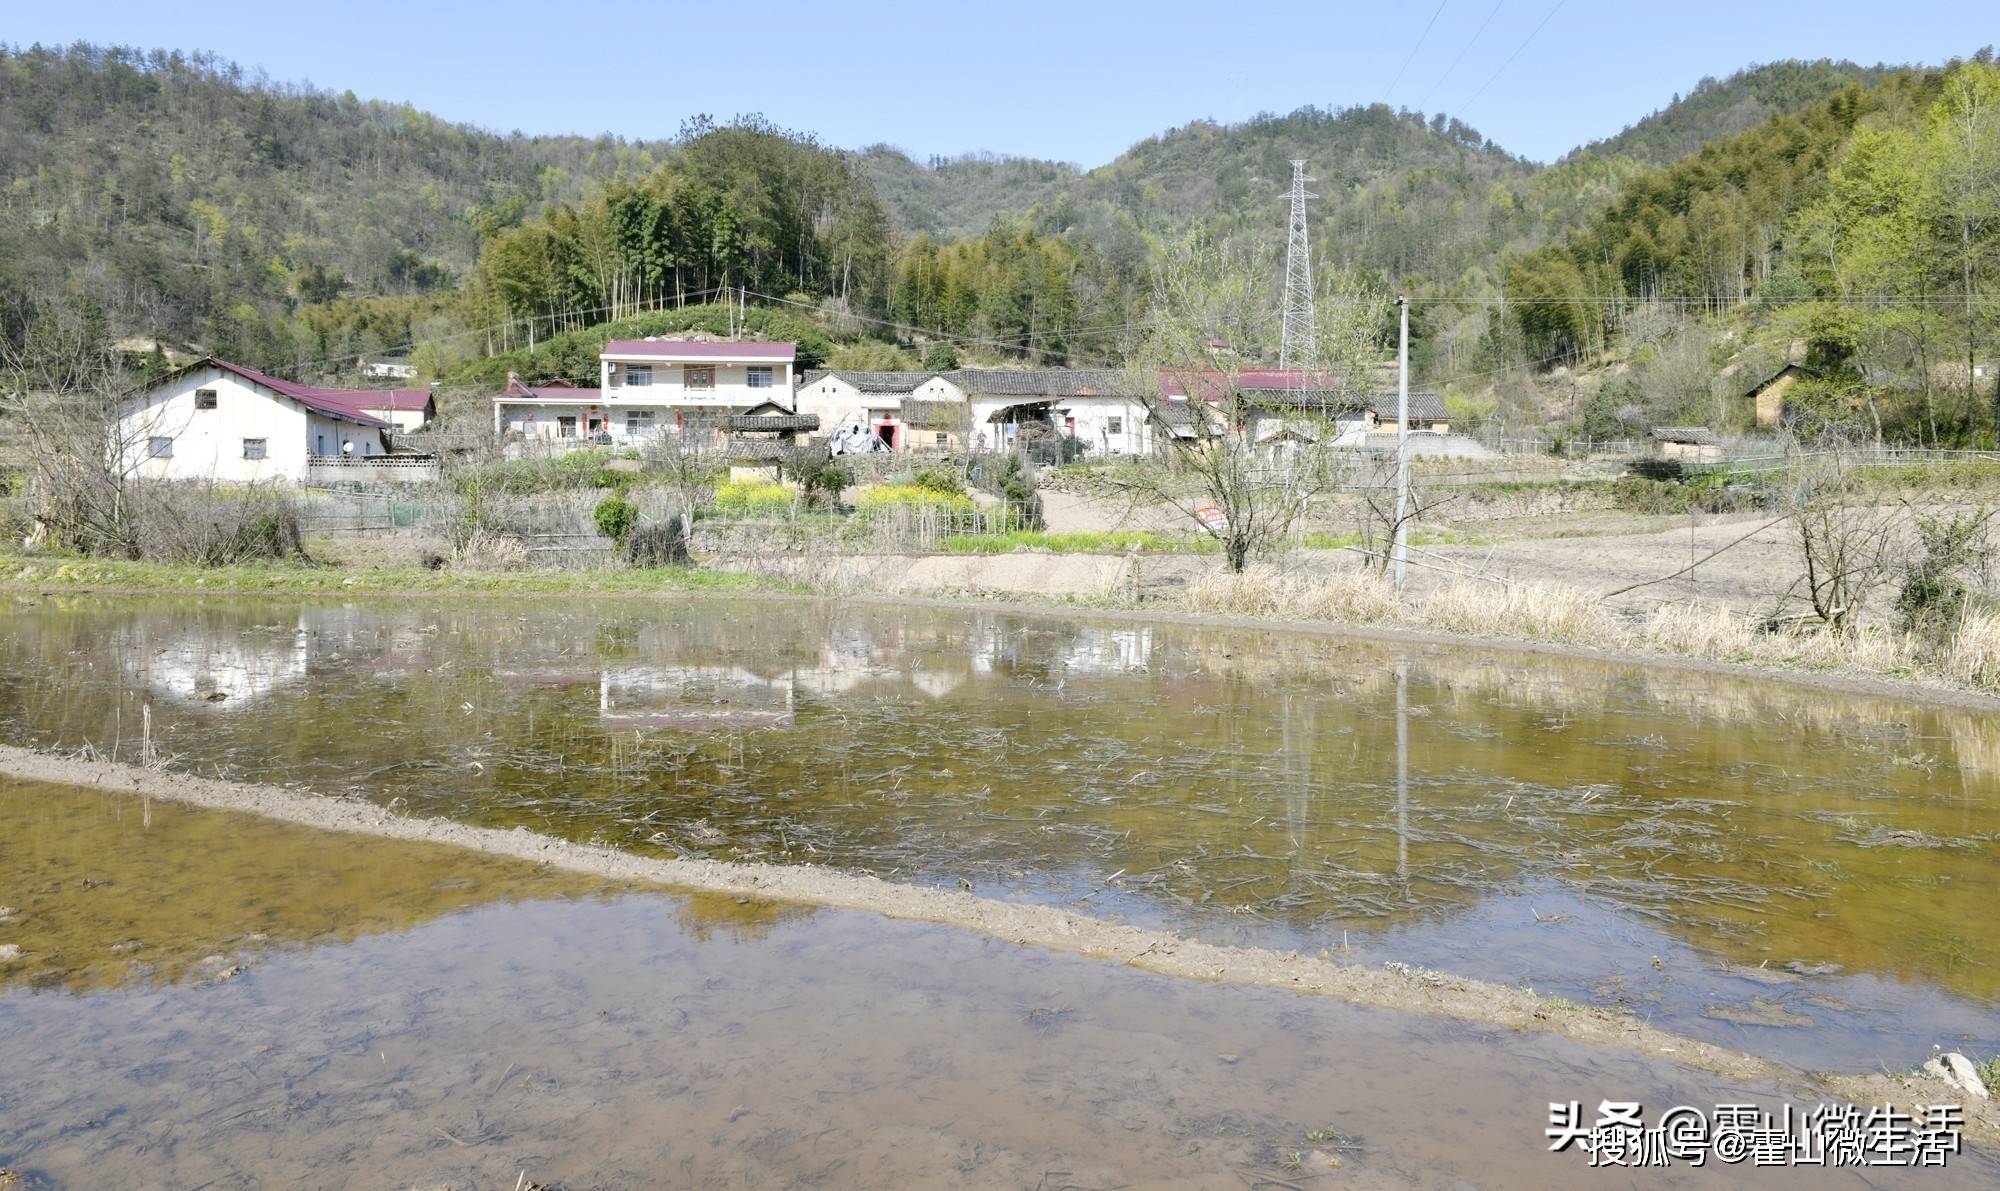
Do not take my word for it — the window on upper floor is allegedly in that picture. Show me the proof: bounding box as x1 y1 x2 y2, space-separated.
242 438 267 460
194 389 218 410
624 365 653 387
747 366 773 388
685 365 714 390
148 437 174 459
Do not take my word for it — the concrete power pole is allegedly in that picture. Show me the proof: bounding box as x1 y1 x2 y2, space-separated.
1278 161 1317 376
1393 296 1410 592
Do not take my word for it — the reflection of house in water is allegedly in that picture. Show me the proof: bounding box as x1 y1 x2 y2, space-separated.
1061 626 1155 676
599 666 795 731
124 618 313 706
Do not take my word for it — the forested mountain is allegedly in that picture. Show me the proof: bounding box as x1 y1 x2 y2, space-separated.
7 38 1992 446
0 43 677 363
1571 59 1897 166
1502 54 2000 443
856 147 1078 239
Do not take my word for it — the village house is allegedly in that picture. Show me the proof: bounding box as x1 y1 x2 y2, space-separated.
492 339 799 444
1742 362 1807 428
491 375 608 441
950 369 1154 455
1161 368 1452 446
1650 426 1723 463
116 357 394 484
346 388 436 433
794 370 966 452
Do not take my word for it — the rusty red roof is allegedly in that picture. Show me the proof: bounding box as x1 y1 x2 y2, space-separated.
172 358 393 429
602 339 795 360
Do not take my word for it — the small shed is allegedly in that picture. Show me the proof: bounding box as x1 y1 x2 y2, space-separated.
1650 426 1722 464
1743 363 1806 427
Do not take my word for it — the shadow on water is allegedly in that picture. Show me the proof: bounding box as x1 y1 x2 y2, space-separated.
0 593 1996 1069
3 779 1995 1188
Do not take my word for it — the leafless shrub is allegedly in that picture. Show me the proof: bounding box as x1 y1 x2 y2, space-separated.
128 483 309 565
1782 450 1905 631
1113 232 1386 573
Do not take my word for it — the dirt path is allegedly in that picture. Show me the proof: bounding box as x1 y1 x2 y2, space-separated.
3 742 1991 1148
1421 511 1804 614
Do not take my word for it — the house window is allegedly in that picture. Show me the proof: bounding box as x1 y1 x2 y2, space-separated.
935 432 949 447
685 365 714 390
557 416 577 439
194 389 218 410
148 436 174 459
746 366 773 388
623 365 653 387
626 410 655 435
1107 416 1123 435
242 438 267 460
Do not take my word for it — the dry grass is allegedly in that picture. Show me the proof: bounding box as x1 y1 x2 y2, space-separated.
1421 580 1616 645
1185 566 1996 694
1945 608 2000 691
1187 566 1400 623
453 529 531 571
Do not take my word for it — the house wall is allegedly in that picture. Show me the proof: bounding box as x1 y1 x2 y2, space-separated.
796 377 872 436
495 400 734 445
119 367 313 483
306 412 383 459
601 358 794 410
1051 396 1153 456
363 407 429 434
1754 374 1795 427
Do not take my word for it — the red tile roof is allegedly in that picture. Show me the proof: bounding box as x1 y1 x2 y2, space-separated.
189 358 393 428
601 339 795 360
345 389 433 413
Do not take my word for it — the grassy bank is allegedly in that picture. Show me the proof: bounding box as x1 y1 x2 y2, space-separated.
0 553 792 596
1185 566 2000 695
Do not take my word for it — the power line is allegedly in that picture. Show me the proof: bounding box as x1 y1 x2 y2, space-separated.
1416 0 1506 113
1453 0 1566 121
1383 1 1450 103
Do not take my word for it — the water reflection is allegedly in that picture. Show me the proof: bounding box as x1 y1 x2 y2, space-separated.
1 595 1996 1068
0 777 617 992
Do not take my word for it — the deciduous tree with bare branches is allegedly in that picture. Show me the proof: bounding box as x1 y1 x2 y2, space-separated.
1114 234 1387 572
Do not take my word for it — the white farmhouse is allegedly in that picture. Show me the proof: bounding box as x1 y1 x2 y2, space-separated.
348 389 435 433
951 369 1154 456
117 357 392 484
795 370 965 451
492 339 799 444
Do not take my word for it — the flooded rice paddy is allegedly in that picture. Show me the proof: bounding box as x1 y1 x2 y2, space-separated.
0 594 1996 1075
5 777 1994 1189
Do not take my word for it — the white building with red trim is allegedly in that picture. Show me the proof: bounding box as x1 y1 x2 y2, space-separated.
491 338 798 443
115 357 396 484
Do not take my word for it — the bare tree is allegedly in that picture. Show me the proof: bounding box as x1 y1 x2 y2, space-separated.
1 302 148 557
1113 233 1387 572
1784 447 1905 631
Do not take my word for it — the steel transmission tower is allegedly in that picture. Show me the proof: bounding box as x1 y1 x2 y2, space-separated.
1278 160 1317 375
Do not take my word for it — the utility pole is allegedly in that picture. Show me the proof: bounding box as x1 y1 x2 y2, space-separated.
1393 296 1410 593
1278 161 1317 377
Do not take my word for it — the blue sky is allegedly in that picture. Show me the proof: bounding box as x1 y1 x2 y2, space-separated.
14 2 1991 164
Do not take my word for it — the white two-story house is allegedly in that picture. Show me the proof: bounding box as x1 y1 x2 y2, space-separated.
492 338 799 444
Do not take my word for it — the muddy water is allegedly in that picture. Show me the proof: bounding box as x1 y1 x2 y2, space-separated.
4 778 1993 1189
1 595 1996 1071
